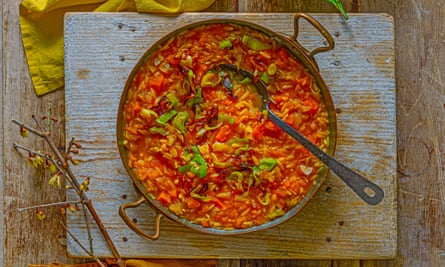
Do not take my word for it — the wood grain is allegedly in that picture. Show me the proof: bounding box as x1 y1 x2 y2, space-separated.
1 1 78 266
3 0 445 266
64 12 396 260
394 0 445 265
0 0 4 266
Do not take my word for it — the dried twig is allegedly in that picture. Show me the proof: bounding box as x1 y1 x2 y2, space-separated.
17 200 81 212
60 222 106 267
12 115 125 267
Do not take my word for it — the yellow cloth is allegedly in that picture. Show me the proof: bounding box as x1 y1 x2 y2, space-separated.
19 0 216 96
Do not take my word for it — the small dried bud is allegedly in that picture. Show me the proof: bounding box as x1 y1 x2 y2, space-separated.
20 126 29 138
51 117 58 122
68 204 76 213
71 159 79 165
35 208 46 220
70 149 79 154
59 207 66 215
73 142 82 148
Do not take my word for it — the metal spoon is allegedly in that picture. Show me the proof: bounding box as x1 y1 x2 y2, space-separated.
216 63 384 205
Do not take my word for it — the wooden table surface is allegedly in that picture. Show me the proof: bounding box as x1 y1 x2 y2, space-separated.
1 1 444 267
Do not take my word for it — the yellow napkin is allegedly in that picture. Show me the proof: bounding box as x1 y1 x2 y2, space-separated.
19 0 216 96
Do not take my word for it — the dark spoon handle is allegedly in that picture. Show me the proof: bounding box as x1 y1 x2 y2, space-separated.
268 111 384 205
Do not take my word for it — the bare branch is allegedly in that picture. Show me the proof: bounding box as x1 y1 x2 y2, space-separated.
13 143 82 195
60 222 106 267
13 143 49 159
17 200 82 212
12 119 47 138
12 112 125 267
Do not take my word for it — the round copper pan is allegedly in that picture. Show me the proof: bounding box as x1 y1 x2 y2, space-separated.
117 13 337 240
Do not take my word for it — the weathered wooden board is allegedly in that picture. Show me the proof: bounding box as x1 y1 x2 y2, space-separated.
64 13 396 259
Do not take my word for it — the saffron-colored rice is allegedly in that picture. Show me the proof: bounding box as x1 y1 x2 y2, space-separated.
122 23 331 230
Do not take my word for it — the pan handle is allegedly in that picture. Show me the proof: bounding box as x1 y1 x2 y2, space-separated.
119 196 163 240
291 13 335 69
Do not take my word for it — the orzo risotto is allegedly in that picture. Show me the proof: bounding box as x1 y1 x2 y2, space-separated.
121 23 331 230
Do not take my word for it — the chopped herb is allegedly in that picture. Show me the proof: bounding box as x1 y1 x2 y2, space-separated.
196 128 207 137
227 138 249 145
204 122 223 131
180 55 193 68
149 126 169 136
190 192 213 202
257 192 271 205
156 109 178 125
179 146 208 178
234 144 249 156
267 208 285 219
213 159 231 168
140 108 158 120
186 87 203 108
227 138 250 156
239 77 252 84
172 111 189 134
260 72 270 84
228 171 243 180
267 63 277 76
201 71 221 87
250 166 261 185
218 113 235 124
166 92 180 109
219 39 233 49
242 35 271 50
258 158 277 171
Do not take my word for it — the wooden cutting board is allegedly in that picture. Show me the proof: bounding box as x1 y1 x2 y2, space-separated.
64 12 396 259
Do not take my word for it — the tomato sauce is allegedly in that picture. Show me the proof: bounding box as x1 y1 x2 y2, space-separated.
122 23 331 230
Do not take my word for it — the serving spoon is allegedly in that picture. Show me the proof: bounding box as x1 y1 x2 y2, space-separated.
216 63 384 205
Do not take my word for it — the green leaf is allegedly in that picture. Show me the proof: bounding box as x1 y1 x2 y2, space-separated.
326 0 349 20
242 35 272 50
186 87 203 108
219 39 233 49
172 111 189 134
179 146 208 178
258 158 277 171
149 126 169 136
156 109 178 125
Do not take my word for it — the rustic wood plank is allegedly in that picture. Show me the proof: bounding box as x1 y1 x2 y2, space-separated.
217 259 241 267
206 0 238 12
0 0 4 265
360 260 395 267
4 0 445 266
395 0 445 264
241 260 332 267
64 12 396 260
332 260 360 267
1 1 81 266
